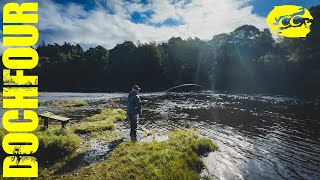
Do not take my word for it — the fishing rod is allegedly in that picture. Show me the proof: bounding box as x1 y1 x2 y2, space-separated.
142 83 210 105
163 84 208 93
126 84 211 141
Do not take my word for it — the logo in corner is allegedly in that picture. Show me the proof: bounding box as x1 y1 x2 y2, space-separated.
266 5 313 38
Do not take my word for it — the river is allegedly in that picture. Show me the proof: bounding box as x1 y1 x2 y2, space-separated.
1 92 319 180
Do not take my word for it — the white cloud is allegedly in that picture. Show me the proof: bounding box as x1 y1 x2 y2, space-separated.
148 0 181 23
0 0 267 51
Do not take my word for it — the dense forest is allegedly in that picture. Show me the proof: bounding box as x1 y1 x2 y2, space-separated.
1 5 320 96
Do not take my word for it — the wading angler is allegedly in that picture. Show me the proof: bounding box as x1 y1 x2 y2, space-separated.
1 2 39 178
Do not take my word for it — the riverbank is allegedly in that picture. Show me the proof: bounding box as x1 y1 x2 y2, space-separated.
0 105 217 179
44 129 217 180
2 92 318 179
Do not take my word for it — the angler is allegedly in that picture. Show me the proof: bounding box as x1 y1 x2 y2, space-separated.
1 2 39 178
126 85 142 141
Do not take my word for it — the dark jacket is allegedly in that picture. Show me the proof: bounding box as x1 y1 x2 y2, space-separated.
126 91 141 115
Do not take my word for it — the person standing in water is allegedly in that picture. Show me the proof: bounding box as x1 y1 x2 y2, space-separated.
126 85 142 141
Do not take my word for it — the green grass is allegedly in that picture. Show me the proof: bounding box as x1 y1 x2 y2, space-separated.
0 127 82 177
1 108 126 165
36 128 81 164
0 110 217 180
40 100 87 107
73 120 115 134
85 108 127 122
73 108 126 135
51 129 217 180
90 131 121 142
36 109 127 178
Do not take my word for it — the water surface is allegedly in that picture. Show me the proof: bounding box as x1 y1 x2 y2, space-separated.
1 92 319 180
140 92 320 180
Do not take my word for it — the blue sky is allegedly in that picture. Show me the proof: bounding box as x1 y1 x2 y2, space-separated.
48 0 320 24
250 0 320 17
0 0 319 51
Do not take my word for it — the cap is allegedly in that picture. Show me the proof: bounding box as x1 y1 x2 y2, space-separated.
132 85 141 90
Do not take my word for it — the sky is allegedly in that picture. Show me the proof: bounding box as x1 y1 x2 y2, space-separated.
0 0 319 52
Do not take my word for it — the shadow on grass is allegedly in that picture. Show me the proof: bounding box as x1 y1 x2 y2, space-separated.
53 138 124 175
53 152 87 175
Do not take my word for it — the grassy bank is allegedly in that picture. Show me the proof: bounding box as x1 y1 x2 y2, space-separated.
0 108 217 180
0 128 81 162
72 108 126 142
36 128 81 164
52 129 217 180
36 108 127 164
37 108 127 177
0 127 82 179
84 108 126 122
0 108 126 164
0 108 127 178
0 128 217 180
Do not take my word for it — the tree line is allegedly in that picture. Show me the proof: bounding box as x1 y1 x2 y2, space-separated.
1 5 320 96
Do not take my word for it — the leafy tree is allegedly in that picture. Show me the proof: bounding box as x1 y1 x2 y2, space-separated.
1 5 319 96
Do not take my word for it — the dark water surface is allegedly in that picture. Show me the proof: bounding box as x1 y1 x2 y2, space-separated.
2 92 319 179
140 92 320 180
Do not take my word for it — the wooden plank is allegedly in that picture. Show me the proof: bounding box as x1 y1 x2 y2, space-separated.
39 113 70 121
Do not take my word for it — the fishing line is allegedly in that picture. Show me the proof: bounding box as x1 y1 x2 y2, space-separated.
129 84 211 141
143 83 210 105
163 84 208 93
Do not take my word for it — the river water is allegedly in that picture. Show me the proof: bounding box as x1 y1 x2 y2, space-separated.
1 92 319 180
141 92 320 180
